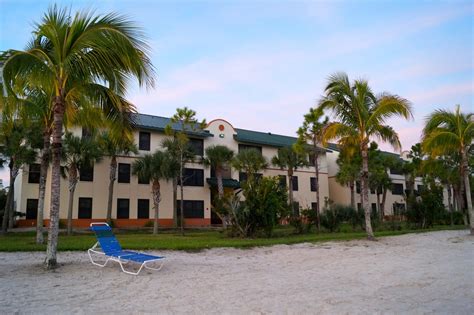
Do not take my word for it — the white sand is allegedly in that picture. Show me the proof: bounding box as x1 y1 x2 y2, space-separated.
1 230 473 314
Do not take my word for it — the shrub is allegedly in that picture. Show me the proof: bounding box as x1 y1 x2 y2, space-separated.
228 176 289 237
143 220 154 228
406 186 447 228
320 206 342 232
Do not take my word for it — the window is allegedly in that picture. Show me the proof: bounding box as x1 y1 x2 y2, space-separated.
308 153 316 166
293 202 300 216
25 199 38 219
188 138 204 156
311 202 318 212
393 203 406 215
392 183 404 195
138 176 150 185
239 172 262 182
371 203 377 213
370 187 375 194
357 203 362 211
292 176 298 191
177 200 204 218
211 166 232 179
181 168 204 186
28 164 41 184
417 185 425 193
389 166 403 175
356 181 361 194
139 131 151 151
238 144 262 154
118 163 131 183
82 127 92 140
278 175 287 188
310 177 317 192
78 198 92 219
117 199 130 219
80 164 94 182
137 199 150 219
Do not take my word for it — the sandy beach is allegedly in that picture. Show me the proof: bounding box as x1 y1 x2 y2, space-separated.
1 230 473 314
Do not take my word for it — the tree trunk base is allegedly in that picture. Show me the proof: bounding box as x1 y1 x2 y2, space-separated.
367 235 377 241
470 227 474 236
45 259 58 270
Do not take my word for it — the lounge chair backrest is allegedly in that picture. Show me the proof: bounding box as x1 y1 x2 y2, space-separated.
90 223 122 255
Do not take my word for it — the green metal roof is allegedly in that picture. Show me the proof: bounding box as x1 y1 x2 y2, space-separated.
130 113 212 138
206 178 241 189
234 128 328 152
326 142 403 161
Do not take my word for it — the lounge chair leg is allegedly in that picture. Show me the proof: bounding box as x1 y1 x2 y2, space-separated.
144 260 165 271
88 249 112 268
118 259 144 276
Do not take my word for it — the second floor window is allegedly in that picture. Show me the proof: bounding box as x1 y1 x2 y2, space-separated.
118 163 131 183
181 168 204 186
238 144 262 154
28 164 41 184
80 164 94 182
139 131 151 151
188 138 204 156
292 176 298 191
310 177 317 191
392 183 404 195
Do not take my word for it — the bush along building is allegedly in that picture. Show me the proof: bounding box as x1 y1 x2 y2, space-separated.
14 113 331 228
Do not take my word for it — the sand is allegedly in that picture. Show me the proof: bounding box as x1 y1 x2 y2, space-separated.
1 230 473 314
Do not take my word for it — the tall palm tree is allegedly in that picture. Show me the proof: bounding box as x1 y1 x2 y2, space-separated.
232 149 268 182
133 151 176 234
297 107 329 231
162 137 193 228
62 132 101 235
2 6 154 268
98 130 138 225
422 105 473 234
271 146 308 215
203 145 235 228
165 107 206 235
319 72 412 240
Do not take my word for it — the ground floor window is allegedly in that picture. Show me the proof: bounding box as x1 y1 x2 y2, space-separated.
117 198 130 219
393 203 406 215
177 200 204 218
25 199 38 219
137 199 150 219
311 202 318 211
293 202 300 216
78 198 93 219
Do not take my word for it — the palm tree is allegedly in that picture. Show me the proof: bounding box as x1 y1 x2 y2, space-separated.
62 132 101 235
203 145 235 228
133 151 176 234
319 72 412 240
335 144 361 209
422 105 473 234
98 131 138 225
297 107 329 231
0 108 40 233
2 6 154 268
165 107 206 235
271 146 308 215
232 149 268 182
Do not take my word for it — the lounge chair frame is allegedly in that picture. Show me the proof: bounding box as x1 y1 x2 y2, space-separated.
88 222 165 275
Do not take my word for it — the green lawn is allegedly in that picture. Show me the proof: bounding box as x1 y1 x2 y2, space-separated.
0 225 466 252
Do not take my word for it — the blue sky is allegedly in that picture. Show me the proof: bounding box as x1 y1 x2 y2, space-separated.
0 0 473 184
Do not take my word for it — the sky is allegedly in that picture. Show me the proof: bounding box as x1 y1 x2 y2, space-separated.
0 0 473 185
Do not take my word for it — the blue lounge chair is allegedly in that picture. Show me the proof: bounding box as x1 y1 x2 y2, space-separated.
88 222 165 275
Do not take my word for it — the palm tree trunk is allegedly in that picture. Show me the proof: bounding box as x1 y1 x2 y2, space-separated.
66 166 78 236
179 150 184 236
361 144 374 240
288 170 295 215
36 132 50 244
376 192 382 221
173 177 178 227
7 166 18 230
461 151 474 234
381 187 387 218
216 168 227 229
1 166 14 234
446 184 453 226
106 156 117 225
349 181 355 209
152 179 161 234
45 96 65 270
314 150 321 232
